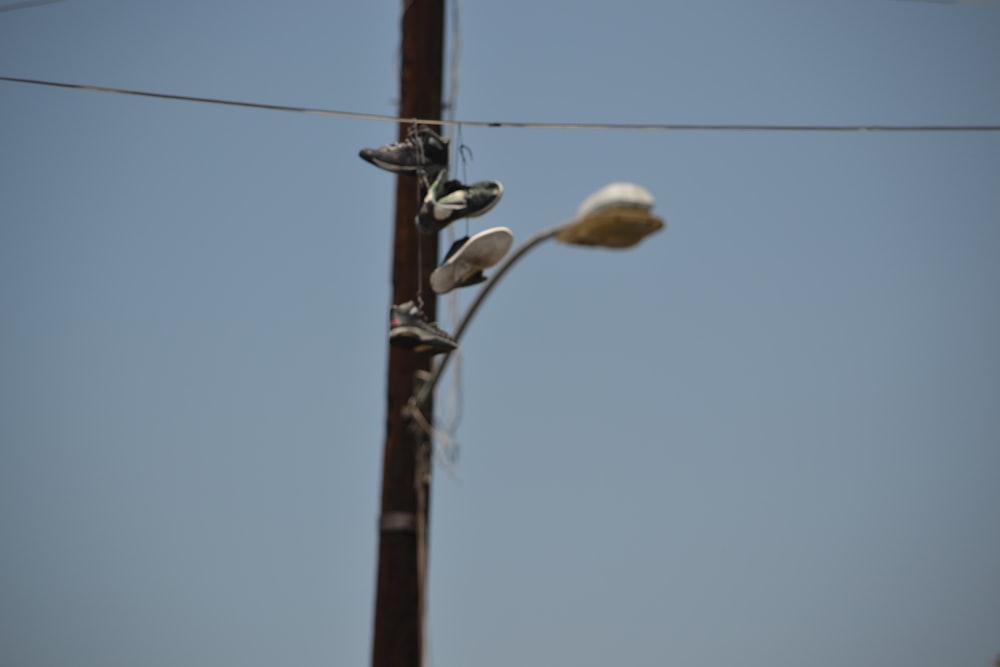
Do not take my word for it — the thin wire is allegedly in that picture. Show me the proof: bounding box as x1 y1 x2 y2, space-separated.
408 396 461 473
415 213 424 310
414 434 430 667
411 123 427 311
3 76 999 132
456 127 472 237
458 141 473 185
440 0 465 474
895 0 1000 4
0 0 64 12
444 0 461 126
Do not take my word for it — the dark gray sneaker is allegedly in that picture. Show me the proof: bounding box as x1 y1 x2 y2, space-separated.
359 125 449 175
389 301 457 354
416 170 504 234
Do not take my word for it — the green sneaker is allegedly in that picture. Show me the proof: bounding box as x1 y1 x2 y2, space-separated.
416 170 504 234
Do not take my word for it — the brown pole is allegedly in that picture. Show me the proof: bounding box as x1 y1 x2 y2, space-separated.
372 2 444 667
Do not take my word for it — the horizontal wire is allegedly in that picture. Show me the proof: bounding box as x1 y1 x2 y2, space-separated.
3 75 1000 132
0 0 65 13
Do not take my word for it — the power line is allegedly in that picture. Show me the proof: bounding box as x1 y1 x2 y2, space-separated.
3 75 1000 132
0 0 65 13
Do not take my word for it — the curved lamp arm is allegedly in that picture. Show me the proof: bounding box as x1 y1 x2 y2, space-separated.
411 220 572 412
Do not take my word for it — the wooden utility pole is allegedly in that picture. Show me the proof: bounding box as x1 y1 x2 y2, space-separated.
372 2 444 667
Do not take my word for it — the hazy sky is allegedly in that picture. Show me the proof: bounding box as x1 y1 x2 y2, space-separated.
2 2 999 666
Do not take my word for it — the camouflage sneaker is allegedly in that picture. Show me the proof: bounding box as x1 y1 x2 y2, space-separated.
359 125 449 175
389 300 457 354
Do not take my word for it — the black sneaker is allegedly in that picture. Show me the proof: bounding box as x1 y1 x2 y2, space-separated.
430 227 513 294
416 170 504 235
389 301 458 354
454 270 488 289
359 125 449 175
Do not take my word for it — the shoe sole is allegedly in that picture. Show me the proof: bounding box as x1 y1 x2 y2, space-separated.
390 326 456 353
430 227 514 294
361 152 447 175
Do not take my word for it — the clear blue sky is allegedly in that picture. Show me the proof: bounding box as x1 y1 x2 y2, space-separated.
2 1 999 666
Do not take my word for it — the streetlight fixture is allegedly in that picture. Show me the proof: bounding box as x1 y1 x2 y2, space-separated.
409 182 664 415
399 182 663 667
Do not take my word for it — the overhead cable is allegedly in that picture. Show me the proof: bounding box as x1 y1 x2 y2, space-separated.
2 75 999 132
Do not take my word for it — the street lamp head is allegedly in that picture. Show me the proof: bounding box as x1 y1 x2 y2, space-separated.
556 207 664 248
556 182 665 249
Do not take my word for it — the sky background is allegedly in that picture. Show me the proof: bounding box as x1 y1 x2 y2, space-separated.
2 1 999 666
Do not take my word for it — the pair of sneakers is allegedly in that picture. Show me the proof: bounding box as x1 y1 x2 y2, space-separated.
359 125 504 234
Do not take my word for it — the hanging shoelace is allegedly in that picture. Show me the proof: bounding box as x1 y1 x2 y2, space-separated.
410 120 430 311
454 124 474 238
